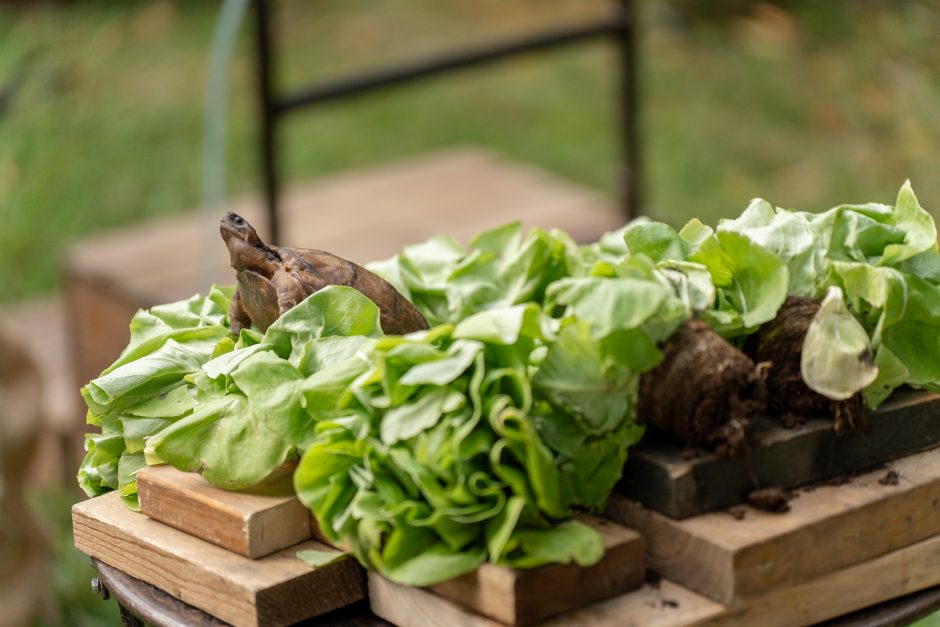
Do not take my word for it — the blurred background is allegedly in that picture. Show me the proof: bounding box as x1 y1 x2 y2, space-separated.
1 0 939 624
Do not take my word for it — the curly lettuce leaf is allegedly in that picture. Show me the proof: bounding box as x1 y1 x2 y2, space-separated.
294 301 653 586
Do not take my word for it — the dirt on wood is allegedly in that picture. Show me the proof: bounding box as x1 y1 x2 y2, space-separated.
746 486 791 513
639 320 768 457
879 470 900 485
752 296 867 432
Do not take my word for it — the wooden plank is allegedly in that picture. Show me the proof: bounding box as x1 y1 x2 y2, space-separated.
372 532 940 627
619 390 940 518
702 532 940 627
607 447 940 605
371 574 725 627
313 512 645 625
72 491 365 627
136 464 311 559
429 515 645 625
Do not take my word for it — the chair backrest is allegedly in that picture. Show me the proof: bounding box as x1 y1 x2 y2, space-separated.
250 0 640 244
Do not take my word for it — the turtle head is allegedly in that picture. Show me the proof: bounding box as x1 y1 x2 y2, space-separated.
220 212 262 247
220 213 279 273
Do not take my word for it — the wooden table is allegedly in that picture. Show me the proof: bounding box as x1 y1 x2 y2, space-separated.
90 558 940 627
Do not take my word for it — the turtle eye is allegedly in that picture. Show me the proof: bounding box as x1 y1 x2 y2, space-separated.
232 215 245 226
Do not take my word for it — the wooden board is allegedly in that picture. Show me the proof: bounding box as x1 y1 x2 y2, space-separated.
138 465 642 624
370 532 940 627
72 491 365 627
607 447 940 605
619 390 940 518
371 574 725 627
429 515 645 625
314 512 645 625
706 532 940 627
137 464 311 558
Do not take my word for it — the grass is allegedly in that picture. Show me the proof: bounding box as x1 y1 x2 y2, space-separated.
3 1 940 624
1 0 939 304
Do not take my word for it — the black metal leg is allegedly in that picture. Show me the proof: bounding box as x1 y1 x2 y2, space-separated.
617 0 640 221
251 0 641 239
118 604 145 627
254 0 281 245
93 575 143 627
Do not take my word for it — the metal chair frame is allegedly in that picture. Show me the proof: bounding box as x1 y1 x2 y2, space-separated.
252 0 639 244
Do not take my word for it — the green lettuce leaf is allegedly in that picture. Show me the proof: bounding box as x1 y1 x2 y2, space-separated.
718 182 940 405
686 228 789 337
801 287 878 400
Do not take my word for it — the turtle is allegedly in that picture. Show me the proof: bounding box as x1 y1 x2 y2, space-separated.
220 212 429 336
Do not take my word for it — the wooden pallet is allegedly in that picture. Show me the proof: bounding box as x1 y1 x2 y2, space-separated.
135 465 645 625
72 492 365 627
607 447 940 605
619 390 940 518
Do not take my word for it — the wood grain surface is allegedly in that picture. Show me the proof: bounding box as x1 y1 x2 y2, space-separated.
73 491 365 627
704 532 940 627
137 464 311 559
372 530 940 627
429 515 644 625
372 573 724 627
608 447 940 605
